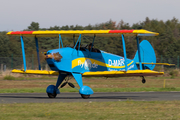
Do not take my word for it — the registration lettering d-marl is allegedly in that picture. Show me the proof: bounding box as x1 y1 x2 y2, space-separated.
119 58 125 66
108 58 125 66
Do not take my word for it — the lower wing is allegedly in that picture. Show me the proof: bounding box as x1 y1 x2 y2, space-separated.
12 69 163 77
82 70 164 77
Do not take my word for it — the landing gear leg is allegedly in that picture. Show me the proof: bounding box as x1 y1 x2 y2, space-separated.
142 76 146 84
72 73 94 99
46 72 67 98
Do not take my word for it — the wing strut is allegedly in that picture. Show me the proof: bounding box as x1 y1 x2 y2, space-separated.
121 34 127 71
59 34 63 48
73 34 81 49
90 35 96 52
20 36 27 71
35 37 41 70
136 36 142 70
73 35 75 46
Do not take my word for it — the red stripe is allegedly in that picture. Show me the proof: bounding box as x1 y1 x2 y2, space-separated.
109 30 134 33
10 31 34 35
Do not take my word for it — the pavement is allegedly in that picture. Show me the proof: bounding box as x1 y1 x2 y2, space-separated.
0 92 180 104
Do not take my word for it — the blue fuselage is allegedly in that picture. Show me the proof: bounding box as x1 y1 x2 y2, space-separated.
46 47 138 73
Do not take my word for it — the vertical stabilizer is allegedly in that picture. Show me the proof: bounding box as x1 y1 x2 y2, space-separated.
133 40 156 70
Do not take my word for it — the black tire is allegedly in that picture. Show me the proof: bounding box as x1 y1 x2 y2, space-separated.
142 79 146 84
47 93 57 98
81 94 90 99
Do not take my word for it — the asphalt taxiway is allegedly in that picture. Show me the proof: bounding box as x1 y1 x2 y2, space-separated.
0 92 180 103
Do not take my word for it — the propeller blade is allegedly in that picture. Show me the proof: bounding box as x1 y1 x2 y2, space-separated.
45 52 62 61
68 82 75 88
60 82 68 88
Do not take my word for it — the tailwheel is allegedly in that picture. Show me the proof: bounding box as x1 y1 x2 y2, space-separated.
47 92 57 98
142 76 146 84
81 94 90 99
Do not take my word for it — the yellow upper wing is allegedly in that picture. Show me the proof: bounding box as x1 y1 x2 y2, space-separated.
7 29 159 37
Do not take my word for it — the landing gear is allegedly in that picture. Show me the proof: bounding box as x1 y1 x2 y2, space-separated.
46 73 67 98
46 73 94 99
47 92 57 98
72 73 94 99
142 76 146 84
59 76 92 99
81 94 90 99
46 85 59 98
60 76 76 89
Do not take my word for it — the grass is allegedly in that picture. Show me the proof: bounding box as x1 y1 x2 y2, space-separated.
1 75 57 81
0 74 180 119
3 75 15 80
1 76 180 93
1 101 180 120
1 87 180 93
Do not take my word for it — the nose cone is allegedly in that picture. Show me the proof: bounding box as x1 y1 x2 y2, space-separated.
45 52 62 61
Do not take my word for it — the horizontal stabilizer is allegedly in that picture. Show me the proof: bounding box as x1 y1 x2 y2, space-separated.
12 69 59 75
136 62 175 66
82 70 164 77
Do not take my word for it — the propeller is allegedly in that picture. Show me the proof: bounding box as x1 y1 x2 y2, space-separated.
68 82 75 88
60 82 68 88
45 52 62 61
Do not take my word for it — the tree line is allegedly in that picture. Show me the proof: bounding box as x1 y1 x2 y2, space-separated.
0 17 180 68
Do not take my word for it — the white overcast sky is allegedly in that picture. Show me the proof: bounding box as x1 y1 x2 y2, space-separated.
0 0 179 31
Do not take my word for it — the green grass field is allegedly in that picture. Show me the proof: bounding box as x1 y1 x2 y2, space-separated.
0 76 180 93
0 76 180 119
1 101 180 120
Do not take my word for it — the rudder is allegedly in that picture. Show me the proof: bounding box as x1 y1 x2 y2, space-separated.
133 40 156 70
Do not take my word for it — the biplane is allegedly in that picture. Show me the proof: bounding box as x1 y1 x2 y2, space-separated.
7 30 171 99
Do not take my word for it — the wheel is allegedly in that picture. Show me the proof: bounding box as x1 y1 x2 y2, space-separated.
81 94 90 99
47 92 57 98
142 79 146 84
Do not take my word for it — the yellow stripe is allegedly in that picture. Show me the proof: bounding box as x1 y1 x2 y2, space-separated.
137 62 175 66
82 70 164 76
133 29 159 36
12 69 59 75
19 30 158 35
7 31 12 35
7 30 159 37
32 30 110 34
72 58 134 69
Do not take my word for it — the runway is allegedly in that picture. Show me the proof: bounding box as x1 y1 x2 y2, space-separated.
0 92 180 103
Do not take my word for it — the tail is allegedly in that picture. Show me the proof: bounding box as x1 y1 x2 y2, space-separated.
133 40 156 70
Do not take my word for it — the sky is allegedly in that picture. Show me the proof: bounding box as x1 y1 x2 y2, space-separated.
0 0 180 31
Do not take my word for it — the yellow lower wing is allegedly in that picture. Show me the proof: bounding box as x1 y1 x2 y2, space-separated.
12 69 59 75
12 69 163 77
136 62 175 66
82 70 164 77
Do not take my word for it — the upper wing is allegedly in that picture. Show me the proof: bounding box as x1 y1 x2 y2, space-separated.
7 29 159 37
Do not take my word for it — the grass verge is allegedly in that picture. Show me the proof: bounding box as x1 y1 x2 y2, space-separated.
1 76 180 93
0 101 180 120
1 87 180 93
3 75 15 80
